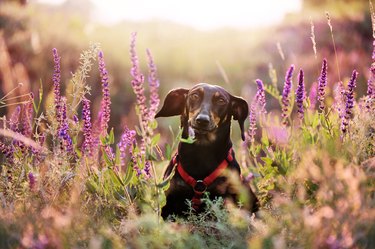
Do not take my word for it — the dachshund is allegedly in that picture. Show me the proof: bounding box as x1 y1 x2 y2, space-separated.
155 83 259 219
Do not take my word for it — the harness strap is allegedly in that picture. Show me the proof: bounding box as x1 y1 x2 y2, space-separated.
174 148 234 210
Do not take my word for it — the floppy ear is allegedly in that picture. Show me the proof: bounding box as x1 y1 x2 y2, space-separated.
155 88 189 118
231 96 249 141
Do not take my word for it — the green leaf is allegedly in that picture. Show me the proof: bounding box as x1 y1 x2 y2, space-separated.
311 112 320 129
149 119 158 130
263 83 281 101
261 130 269 147
108 128 115 144
180 136 196 144
107 168 123 187
101 147 113 167
123 163 135 186
261 157 273 165
115 145 121 166
100 134 107 145
156 165 176 191
151 133 160 147
86 179 99 193
165 144 172 160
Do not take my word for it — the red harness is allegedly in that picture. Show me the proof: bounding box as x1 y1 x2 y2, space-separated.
172 148 234 210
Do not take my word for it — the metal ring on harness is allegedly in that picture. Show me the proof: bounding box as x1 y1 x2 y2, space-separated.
193 180 207 194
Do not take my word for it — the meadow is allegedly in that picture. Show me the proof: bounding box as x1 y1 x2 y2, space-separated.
0 1 375 249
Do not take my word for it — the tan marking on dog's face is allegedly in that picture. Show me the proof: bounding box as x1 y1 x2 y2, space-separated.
211 110 221 127
185 84 233 144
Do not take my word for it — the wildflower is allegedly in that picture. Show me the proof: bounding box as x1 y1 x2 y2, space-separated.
333 81 345 119
104 145 115 162
146 48 160 120
281 64 295 125
58 97 74 153
318 58 328 112
98 50 111 135
31 134 45 163
90 111 102 157
130 32 148 127
366 64 375 110
21 100 33 138
73 115 79 124
247 79 267 144
255 79 266 115
9 105 21 132
266 125 290 147
143 160 152 178
243 172 254 183
28 172 36 191
309 82 318 110
295 69 306 120
341 70 358 136
52 48 62 124
368 65 375 96
0 140 14 163
118 126 136 164
247 97 257 144
81 98 92 156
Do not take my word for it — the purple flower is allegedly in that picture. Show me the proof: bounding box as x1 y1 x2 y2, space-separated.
333 81 345 119
58 97 74 153
295 69 306 120
52 48 62 124
255 79 266 115
118 126 136 166
366 64 375 110
318 58 328 112
281 64 295 125
0 140 14 163
368 65 375 96
98 50 111 135
246 79 267 144
21 100 33 138
143 160 152 178
341 70 358 136
82 98 93 156
309 82 318 110
31 134 45 163
146 49 160 120
130 32 148 127
28 172 36 191
9 105 21 132
73 115 79 124
243 172 254 183
247 97 258 144
90 111 102 157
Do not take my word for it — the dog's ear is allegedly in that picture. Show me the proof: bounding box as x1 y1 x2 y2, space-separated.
231 96 249 141
155 88 189 118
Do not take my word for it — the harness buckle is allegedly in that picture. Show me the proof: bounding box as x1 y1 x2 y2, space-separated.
193 180 207 194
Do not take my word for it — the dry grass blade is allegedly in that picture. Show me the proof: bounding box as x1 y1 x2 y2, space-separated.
0 128 47 153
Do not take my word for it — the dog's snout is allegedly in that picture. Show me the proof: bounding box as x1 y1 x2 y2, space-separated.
195 113 210 125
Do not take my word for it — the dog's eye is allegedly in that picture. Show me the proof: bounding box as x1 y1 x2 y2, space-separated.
216 97 226 105
190 93 200 101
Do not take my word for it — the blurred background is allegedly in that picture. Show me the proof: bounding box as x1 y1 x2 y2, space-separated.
0 0 373 137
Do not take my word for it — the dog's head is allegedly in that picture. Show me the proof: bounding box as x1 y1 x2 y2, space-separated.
155 83 248 144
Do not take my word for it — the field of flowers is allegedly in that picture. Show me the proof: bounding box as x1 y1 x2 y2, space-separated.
1 3 375 249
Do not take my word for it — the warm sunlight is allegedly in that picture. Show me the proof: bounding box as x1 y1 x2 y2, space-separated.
37 0 302 29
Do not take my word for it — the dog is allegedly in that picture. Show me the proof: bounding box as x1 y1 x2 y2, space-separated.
155 83 259 219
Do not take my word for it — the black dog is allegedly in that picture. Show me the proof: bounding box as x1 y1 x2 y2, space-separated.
156 83 259 218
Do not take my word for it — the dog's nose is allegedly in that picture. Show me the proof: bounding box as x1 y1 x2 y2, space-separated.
195 113 210 126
